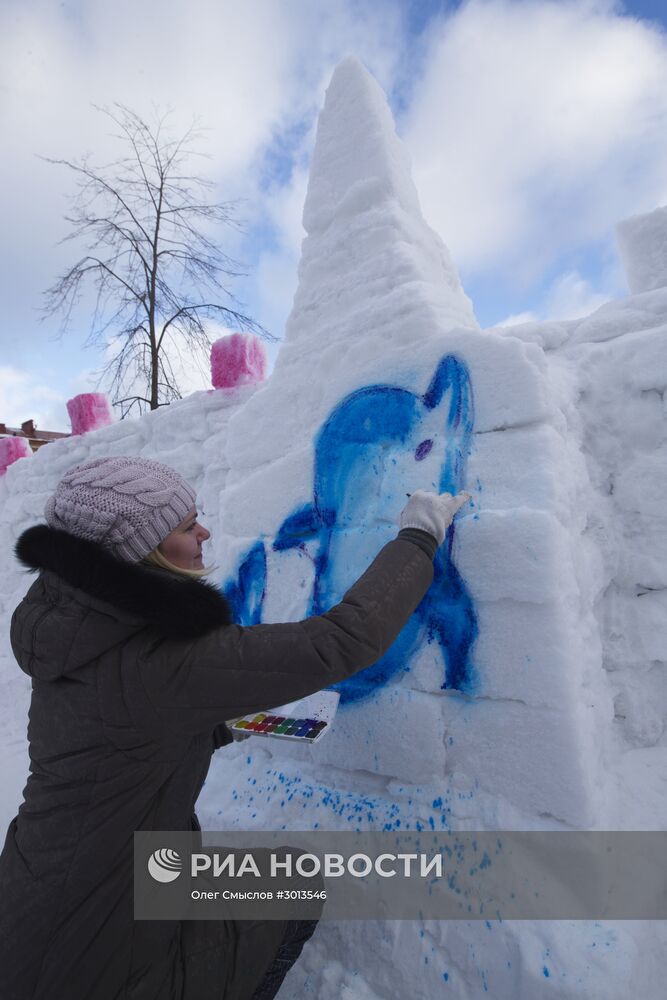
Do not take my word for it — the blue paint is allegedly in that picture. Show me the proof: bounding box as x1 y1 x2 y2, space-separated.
443 972 449 982
223 354 478 701
543 966 550 978
222 540 266 624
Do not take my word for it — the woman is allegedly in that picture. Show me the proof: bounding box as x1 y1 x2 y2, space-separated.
0 455 469 999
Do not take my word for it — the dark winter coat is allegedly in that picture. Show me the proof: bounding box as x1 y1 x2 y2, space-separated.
0 523 435 1000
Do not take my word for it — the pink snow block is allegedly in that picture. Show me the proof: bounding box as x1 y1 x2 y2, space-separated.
210 333 267 389
0 435 32 475
67 393 114 435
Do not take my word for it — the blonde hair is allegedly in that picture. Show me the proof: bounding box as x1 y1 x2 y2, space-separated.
141 547 219 580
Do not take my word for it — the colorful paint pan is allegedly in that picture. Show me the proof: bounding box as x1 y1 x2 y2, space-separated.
231 713 329 743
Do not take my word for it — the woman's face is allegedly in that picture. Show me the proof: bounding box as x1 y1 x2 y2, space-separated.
158 506 210 570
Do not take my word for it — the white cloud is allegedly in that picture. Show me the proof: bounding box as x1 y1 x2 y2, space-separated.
264 165 310 260
0 365 70 432
543 269 611 319
402 0 667 285
250 159 310 339
0 0 405 254
496 266 616 327
496 310 539 327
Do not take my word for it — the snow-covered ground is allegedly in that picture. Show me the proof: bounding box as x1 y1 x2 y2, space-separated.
2 57 666 999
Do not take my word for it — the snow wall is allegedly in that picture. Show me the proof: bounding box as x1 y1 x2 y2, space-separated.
1 57 666 999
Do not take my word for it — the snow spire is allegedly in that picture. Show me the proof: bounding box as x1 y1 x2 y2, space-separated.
281 56 477 360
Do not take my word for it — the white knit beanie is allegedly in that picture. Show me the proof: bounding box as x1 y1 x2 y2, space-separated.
44 456 197 562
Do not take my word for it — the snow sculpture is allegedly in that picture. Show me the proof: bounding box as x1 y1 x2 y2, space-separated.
210 332 267 389
616 205 667 294
219 57 598 830
0 436 32 476
66 392 114 435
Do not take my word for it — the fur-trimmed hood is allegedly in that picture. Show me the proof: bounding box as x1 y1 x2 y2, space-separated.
14 523 232 643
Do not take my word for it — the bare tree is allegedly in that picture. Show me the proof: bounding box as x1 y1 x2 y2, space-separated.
42 104 273 417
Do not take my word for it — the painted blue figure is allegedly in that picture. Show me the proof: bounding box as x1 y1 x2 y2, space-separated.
223 354 478 703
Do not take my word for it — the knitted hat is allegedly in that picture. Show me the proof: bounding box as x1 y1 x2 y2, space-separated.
44 456 197 562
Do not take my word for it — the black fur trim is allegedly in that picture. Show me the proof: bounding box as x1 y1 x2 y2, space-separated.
14 524 233 639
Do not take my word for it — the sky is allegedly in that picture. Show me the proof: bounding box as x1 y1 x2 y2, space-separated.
2 0 667 432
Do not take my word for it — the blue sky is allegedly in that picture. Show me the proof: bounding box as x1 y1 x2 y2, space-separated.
2 0 667 431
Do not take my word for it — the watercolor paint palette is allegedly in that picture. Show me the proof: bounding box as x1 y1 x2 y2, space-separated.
231 713 327 742
230 690 339 744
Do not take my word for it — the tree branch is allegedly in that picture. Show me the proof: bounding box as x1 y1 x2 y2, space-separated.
41 103 271 413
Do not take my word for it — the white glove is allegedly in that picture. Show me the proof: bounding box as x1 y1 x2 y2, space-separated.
398 489 472 546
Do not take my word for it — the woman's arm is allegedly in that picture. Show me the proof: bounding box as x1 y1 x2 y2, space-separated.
138 531 435 738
